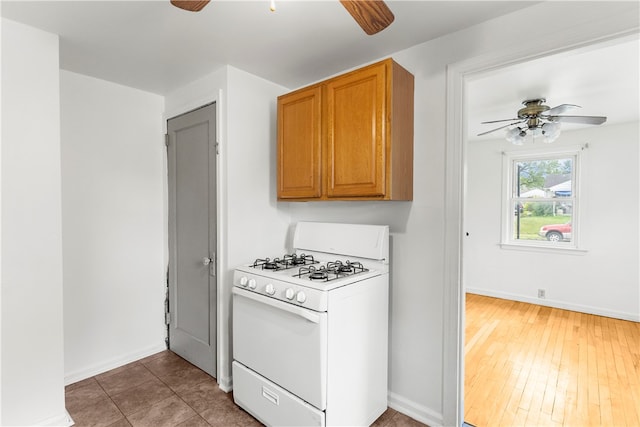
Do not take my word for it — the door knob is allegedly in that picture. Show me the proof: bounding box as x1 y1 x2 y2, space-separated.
203 257 212 266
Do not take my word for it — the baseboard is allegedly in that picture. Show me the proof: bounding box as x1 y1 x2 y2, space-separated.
64 343 167 385
465 288 640 322
387 391 443 427
36 409 74 426
218 375 233 393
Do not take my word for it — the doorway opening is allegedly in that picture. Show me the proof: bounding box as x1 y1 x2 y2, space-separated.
444 30 639 427
462 36 639 424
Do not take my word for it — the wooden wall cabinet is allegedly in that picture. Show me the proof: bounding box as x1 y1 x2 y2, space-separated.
277 85 322 199
277 58 414 201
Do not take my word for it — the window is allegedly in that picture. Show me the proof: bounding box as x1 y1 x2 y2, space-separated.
502 149 582 250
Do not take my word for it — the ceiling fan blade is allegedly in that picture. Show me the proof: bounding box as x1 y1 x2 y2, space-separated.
477 121 524 137
546 115 607 125
481 118 520 124
171 0 210 12
340 0 395 35
545 104 580 115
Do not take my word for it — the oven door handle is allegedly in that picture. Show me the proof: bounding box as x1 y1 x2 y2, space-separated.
232 287 321 324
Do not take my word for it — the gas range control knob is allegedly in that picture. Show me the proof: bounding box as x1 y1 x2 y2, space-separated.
265 283 275 295
285 288 295 300
239 276 249 287
296 291 307 304
248 279 257 290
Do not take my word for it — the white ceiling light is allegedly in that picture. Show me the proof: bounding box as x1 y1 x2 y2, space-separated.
505 120 562 145
541 121 561 143
505 127 526 145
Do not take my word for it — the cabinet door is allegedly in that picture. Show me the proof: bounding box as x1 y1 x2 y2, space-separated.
277 86 322 199
326 63 386 198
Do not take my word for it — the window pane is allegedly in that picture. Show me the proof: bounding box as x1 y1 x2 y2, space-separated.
514 158 573 197
512 201 573 242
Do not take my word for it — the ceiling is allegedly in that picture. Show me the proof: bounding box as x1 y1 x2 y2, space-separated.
467 36 640 142
1 0 539 94
2 0 637 138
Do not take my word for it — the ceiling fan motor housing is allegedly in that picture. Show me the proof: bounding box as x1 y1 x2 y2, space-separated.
518 99 549 118
517 99 551 130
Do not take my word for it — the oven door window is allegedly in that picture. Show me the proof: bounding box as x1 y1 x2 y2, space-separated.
233 289 328 410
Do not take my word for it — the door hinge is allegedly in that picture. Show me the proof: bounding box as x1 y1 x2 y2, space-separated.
164 134 169 147
164 270 170 325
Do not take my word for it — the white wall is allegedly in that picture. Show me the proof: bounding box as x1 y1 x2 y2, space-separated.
60 70 166 383
1 19 68 426
164 65 290 391
465 122 640 320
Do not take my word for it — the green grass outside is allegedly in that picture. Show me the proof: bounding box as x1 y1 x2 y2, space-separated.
513 215 571 240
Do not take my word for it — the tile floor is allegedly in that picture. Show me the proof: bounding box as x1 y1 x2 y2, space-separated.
65 350 427 427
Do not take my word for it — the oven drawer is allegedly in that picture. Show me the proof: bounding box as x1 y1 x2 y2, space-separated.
233 361 325 427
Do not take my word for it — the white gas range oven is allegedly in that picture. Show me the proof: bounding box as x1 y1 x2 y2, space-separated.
232 221 389 426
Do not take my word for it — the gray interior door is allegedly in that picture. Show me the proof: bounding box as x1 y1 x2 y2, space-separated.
167 103 217 377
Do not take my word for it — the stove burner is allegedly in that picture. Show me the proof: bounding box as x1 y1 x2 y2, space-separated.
327 260 365 274
339 265 353 273
295 260 368 282
253 258 282 271
296 266 327 281
309 271 329 280
284 253 316 267
263 261 279 270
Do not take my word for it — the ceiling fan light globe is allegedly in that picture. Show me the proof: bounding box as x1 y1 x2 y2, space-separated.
505 127 525 145
541 121 561 143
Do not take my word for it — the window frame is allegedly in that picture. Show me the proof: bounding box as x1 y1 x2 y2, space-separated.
500 146 587 253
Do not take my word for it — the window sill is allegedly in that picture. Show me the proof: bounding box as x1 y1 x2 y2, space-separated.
500 242 588 255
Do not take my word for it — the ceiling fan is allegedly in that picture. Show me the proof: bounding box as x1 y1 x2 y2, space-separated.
170 0 395 35
478 98 607 144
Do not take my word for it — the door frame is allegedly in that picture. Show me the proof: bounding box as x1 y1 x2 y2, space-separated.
163 90 225 384
443 23 639 427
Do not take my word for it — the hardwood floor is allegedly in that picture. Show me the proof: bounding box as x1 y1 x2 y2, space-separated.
464 293 640 427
